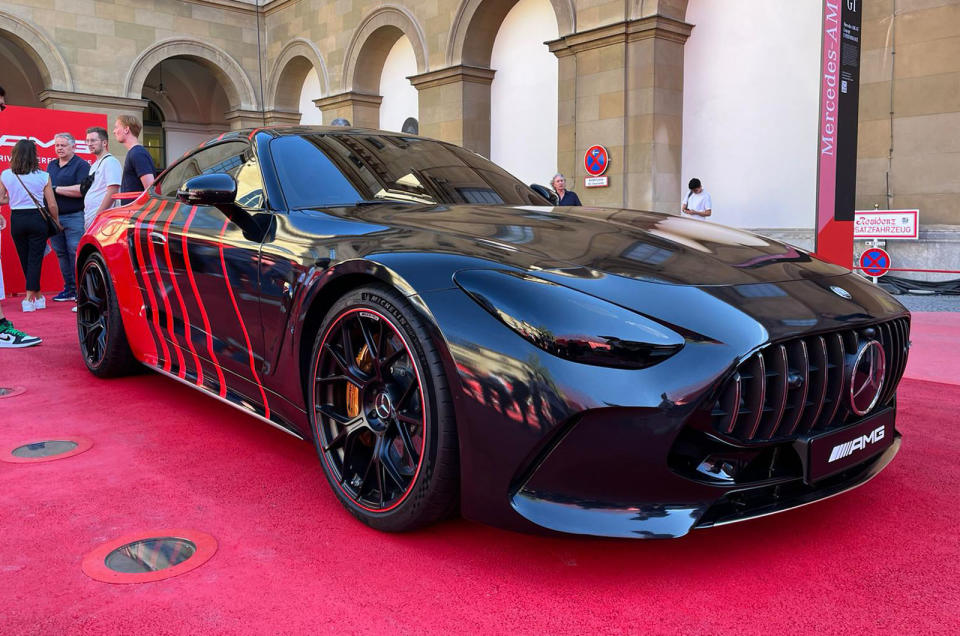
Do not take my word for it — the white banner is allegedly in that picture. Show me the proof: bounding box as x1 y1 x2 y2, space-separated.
854 210 919 239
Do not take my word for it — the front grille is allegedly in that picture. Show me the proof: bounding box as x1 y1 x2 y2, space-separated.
710 317 909 444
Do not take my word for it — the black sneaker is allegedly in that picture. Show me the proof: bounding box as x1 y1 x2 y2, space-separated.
53 290 76 302
0 319 42 348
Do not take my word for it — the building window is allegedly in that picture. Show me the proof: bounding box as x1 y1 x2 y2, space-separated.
142 101 166 171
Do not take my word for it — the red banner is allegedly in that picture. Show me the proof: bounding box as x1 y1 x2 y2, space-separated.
814 0 862 267
1 105 107 296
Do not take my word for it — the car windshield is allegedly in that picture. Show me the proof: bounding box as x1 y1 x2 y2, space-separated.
270 133 549 209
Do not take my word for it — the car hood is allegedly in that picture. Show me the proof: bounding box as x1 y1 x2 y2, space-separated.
332 203 849 287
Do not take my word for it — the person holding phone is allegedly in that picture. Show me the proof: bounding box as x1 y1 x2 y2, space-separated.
681 178 712 219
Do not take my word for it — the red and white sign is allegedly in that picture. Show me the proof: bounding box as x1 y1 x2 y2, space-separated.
1 105 107 295
859 247 891 278
584 176 609 188
854 209 919 239
583 145 609 177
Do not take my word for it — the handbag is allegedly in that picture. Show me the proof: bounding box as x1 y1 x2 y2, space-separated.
80 153 111 197
14 171 64 236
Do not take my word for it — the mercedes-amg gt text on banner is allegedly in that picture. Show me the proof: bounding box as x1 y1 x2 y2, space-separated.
76 127 908 538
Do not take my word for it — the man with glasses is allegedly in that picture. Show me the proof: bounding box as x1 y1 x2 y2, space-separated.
80 127 121 230
47 132 90 302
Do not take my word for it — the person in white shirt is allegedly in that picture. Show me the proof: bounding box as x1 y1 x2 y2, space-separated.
59 126 122 230
681 178 712 219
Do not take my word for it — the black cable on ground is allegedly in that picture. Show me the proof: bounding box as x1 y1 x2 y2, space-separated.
878 275 960 295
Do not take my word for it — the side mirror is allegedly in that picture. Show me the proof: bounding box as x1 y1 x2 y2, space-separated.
529 183 558 206
177 173 238 206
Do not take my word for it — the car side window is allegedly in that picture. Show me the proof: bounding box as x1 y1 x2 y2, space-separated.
156 141 249 198
269 135 362 209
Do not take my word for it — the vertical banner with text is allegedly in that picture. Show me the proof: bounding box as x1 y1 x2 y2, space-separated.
1 105 106 296
815 0 862 267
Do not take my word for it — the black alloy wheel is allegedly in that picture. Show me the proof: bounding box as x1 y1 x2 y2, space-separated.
77 254 139 378
309 285 458 531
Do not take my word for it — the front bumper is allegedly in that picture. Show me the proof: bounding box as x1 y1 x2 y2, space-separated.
509 406 901 538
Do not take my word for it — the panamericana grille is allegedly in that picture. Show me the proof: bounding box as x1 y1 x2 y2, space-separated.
710 317 910 444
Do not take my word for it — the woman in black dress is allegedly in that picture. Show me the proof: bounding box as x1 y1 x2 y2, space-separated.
550 173 582 206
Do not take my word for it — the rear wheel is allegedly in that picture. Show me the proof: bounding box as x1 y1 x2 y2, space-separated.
77 253 139 377
308 285 458 531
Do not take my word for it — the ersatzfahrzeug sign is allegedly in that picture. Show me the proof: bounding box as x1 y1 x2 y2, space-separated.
854 210 919 239
584 176 609 188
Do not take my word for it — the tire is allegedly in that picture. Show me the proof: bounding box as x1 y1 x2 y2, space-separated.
77 253 140 378
307 284 459 532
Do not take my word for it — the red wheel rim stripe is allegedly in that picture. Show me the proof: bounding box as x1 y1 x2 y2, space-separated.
312 307 428 513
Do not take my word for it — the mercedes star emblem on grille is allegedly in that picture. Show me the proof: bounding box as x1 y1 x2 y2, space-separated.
830 285 852 299
849 340 886 416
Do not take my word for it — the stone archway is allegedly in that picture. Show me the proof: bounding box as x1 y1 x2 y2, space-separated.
446 0 575 67
123 38 259 112
0 11 73 93
266 38 329 113
342 5 428 94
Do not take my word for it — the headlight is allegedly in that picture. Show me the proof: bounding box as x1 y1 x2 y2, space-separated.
454 269 684 369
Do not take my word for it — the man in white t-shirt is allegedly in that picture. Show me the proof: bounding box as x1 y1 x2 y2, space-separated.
60 126 121 230
681 177 712 219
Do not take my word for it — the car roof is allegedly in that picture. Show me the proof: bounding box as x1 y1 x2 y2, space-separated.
224 125 428 142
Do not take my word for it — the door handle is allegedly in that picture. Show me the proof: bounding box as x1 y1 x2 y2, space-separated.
149 231 166 245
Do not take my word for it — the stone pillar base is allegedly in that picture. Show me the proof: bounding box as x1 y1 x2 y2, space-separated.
313 92 382 128
262 109 302 127
410 65 496 157
224 109 266 130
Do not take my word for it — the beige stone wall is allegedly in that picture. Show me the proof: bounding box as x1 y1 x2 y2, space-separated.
857 0 960 226
2 0 260 96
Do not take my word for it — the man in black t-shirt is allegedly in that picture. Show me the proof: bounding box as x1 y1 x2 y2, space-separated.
113 115 156 193
48 132 90 301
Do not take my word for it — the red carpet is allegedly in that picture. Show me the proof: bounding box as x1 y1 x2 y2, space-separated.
1 298 959 634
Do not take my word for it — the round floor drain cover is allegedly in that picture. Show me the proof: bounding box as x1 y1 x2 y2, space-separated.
105 537 197 573
82 529 217 584
1 436 93 464
12 440 78 458
0 386 26 399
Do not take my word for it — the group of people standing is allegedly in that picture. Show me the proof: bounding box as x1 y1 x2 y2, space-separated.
0 87 157 348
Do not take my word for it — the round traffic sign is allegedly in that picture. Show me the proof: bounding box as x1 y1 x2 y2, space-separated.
584 145 609 177
859 247 891 277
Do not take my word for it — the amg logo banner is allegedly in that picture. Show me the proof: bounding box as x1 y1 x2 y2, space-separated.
828 425 884 462
0 134 92 155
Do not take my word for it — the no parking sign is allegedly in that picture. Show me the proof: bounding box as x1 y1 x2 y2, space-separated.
859 247 891 278
583 145 610 187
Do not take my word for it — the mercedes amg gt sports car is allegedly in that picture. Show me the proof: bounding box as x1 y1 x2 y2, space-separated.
76 127 909 538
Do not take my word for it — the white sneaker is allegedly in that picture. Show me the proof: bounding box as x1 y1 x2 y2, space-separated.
21 298 36 312
34 295 46 309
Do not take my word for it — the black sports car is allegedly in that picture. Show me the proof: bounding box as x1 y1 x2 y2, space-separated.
76 127 908 538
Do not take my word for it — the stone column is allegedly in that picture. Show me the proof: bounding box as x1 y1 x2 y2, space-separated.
549 16 692 212
313 92 383 128
409 66 496 157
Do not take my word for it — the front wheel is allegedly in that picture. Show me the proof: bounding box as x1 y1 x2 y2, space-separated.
308 285 459 531
77 253 139 377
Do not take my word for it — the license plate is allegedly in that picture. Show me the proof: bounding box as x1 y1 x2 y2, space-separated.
802 410 895 483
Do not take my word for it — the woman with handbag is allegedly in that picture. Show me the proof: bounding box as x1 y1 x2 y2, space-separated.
0 139 60 312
